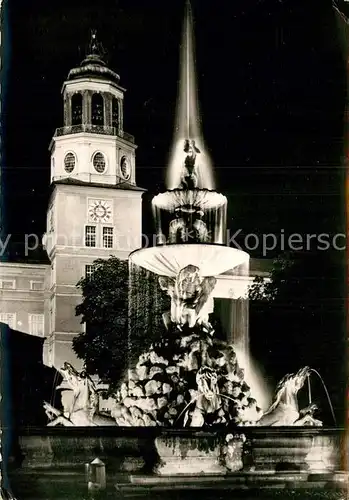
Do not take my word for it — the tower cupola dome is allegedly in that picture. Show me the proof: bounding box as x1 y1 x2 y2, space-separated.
66 30 121 85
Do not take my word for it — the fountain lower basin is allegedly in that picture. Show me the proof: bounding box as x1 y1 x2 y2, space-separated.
129 244 249 277
11 427 346 477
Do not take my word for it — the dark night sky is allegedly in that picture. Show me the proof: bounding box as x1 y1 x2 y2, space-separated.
1 0 348 258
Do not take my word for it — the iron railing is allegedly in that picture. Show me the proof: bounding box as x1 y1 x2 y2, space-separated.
121 130 135 143
54 124 135 143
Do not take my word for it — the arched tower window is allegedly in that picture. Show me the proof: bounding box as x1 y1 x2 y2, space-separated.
91 93 104 126
112 98 119 131
71 93 82 125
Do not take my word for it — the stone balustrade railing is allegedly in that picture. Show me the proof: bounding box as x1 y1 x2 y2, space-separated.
54 125 135 143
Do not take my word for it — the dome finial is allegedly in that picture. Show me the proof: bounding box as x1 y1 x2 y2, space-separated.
88 29 100 55
68 29 120 83
84 29 107 63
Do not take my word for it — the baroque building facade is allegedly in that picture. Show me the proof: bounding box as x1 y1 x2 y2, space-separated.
0 36 270 371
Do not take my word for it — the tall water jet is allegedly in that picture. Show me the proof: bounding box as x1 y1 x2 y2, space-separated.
167 0 214 190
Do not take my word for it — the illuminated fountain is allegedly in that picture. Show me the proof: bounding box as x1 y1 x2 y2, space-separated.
44 0 328 435
123 0 257 429
102 1 335 476
111 1 322 432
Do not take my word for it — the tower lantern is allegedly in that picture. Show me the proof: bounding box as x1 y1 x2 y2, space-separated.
50 30 136 187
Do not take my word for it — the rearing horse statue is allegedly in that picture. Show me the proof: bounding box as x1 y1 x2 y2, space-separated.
257 366 322 426
43 362 116 426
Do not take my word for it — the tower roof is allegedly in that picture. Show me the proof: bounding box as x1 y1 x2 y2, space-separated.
52 177 146 192
66 30 121 85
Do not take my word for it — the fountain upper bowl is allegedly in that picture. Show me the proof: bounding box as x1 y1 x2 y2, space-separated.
129 243 249 277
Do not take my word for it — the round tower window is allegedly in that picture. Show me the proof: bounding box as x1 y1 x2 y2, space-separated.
93 152 106 173
120 156 131 180
64 153 75 173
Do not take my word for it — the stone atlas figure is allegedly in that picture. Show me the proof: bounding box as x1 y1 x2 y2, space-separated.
158 264 216 332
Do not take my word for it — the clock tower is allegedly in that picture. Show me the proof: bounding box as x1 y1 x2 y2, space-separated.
42 32 145 369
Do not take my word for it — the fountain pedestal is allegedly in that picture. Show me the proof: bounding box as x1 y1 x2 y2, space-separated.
10 427 348 499
305 433 342 473
247 429 343 473
154 434 225 475
153 431 244 476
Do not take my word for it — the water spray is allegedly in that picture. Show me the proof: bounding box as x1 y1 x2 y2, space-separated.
166 0 214 189
50 369 61 407
309 368 337 425
307 373 312 405
186 0 190 139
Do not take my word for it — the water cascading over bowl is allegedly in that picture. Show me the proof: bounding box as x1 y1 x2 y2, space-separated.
129 244 249 279
153 189 227 245
130 188 249 277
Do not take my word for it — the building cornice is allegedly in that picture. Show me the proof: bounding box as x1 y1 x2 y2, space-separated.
0 262 49 270
52 178 146 193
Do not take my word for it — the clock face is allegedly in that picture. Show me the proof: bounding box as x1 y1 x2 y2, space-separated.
88 200 112 223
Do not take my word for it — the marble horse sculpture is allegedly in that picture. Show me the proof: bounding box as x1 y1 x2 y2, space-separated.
257 366 322 426
43 362 116 426
177 365 322 427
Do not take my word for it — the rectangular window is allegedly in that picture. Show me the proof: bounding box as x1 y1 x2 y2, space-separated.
0 279 16 290
29 314 44 336
0 313 16 329
85 264 95 279
102 227 113 249
85 225 96 247
30 280 44 291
